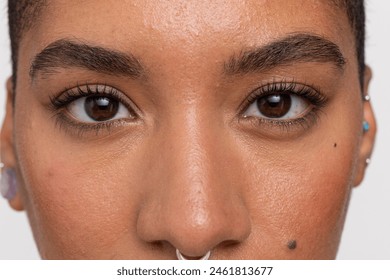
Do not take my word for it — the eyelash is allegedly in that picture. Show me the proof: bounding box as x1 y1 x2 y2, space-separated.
48 84 137 136
239 81 328 131
48 81 327 137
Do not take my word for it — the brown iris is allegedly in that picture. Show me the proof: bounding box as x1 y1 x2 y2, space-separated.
256 94 292 118
84 96 119 121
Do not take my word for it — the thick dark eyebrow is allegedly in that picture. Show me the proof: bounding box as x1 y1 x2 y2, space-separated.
29 39 145 80
224 34 346 75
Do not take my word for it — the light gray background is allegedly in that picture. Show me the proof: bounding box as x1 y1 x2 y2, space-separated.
0 0 389 260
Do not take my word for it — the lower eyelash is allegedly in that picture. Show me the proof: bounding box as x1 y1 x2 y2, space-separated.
51 111 131 138
242 103 324 133
273 110 321 130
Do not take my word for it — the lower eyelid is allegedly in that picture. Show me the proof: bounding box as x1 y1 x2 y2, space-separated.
51 104 138 138
240 107 322 136
53 111 136 138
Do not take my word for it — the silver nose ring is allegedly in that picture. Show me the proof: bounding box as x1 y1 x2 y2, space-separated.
176 249 211 260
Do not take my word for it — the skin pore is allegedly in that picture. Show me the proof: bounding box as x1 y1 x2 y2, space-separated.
1 0 376 259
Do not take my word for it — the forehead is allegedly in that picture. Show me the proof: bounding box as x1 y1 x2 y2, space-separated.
24 0 354 73
34 0 349 41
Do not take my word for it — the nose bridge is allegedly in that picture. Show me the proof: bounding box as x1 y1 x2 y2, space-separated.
137 101 251 256
171 105 214 191
163 104 225 230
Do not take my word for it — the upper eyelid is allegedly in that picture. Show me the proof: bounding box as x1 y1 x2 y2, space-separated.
249 82 318 99
50 84 141 116
238 81 327 114
57 84 121 101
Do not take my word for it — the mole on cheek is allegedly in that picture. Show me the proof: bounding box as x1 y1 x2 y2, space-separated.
287 240 297 250
334 143 337 148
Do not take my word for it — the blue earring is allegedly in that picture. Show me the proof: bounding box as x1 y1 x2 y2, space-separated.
363 121 370 133
0 167 17 200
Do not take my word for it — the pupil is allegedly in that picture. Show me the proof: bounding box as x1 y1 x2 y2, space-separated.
85 96 119 121
257 94 292 118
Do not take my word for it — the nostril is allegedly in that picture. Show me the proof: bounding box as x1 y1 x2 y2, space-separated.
176 249 211 260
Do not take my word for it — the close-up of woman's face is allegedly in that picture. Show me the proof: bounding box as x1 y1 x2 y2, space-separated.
0 0 376 259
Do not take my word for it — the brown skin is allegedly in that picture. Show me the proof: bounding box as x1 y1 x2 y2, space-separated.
1 0 376 259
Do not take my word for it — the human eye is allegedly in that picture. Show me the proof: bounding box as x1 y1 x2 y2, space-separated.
241 81 328 132
49 84 139 136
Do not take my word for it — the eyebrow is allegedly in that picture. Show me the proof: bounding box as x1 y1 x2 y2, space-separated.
30 39 144 80
224 34 346 75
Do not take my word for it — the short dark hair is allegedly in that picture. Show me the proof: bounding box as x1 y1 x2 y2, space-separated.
7 0 366 87
340 0 366 86
8 0 46 87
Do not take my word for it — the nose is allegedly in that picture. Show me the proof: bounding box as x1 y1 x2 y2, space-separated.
136 107 251 258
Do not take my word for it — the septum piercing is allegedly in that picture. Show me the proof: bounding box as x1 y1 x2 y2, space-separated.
176 249 211 260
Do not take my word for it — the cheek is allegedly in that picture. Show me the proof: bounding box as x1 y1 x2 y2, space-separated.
19 151 145 258
14 107 145 258
241 135 357 259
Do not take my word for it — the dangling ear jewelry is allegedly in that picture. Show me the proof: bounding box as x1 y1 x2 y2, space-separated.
176 249 211 260
363 121 370 133
0 167 17 200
